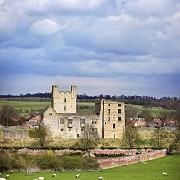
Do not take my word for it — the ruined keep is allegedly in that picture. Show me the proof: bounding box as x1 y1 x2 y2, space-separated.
43 85 125 139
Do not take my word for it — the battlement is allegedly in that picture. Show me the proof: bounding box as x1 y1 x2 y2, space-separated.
52 85 77 113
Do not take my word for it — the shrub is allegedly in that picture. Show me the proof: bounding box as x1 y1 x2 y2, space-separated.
82 157 99 170
0 150 11 172
61 155 83 170
11 153 26 171
37 151 62 171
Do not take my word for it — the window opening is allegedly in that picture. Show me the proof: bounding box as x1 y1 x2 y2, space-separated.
113 124 115 128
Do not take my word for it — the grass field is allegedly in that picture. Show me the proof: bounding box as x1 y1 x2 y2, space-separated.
125 104 171 117
0 100 167 116
0 155 179 180
0 101 96 114
0 101 51 114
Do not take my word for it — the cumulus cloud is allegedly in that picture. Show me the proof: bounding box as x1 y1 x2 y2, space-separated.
30 19 61 35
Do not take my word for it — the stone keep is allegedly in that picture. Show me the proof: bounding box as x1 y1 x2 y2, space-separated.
43 85 125 139
52 85 77 113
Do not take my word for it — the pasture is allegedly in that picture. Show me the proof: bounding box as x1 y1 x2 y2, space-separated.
0 155 179 180
0 101 50 114
0 100 166 116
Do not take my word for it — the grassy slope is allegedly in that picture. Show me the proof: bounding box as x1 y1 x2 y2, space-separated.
126 104 170 117
0 100 167 116
1 155 179 180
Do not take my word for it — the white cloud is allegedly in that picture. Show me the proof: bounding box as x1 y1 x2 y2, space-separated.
116 0 179 18
30 19 61 35
24 0 104 14
0 0 5 6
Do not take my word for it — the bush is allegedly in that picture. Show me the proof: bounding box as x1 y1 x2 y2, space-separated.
0 150 100 172
82 157 99 170
37 150 62 171
0 150 11 172
11 153 26 171
61 155 83 170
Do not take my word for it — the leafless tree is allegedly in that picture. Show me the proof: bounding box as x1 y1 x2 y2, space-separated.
80 123 99 150
124 119 141 148
150 128 167 149
0 105 19 126
158 110 169 126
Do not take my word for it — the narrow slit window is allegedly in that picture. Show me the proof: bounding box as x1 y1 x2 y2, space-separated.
113 124 115 129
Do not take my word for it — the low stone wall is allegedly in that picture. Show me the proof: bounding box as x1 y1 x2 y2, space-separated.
91 149 138 156
2 128 29 139
97 149 167 169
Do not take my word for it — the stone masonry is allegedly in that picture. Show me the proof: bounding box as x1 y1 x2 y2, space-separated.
43 85 125 139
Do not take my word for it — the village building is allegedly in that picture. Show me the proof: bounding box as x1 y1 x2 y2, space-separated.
43 85 125 139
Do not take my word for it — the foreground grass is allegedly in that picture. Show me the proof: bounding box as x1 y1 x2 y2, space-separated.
1 155 179 180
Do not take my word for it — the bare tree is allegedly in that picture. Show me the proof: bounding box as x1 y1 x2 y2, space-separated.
158 110 169 126
125 105 138 119
139 109 154 126
0 105 19 126
170 106 180 154
80 123 99 150
124 119 141 148
150 128 167 149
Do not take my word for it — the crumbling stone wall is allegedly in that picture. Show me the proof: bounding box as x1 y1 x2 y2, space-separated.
2 128 29 139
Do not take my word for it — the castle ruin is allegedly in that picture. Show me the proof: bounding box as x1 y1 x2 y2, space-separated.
43 85 125 139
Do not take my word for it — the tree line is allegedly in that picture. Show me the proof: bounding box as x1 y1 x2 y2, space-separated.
1 93 180 110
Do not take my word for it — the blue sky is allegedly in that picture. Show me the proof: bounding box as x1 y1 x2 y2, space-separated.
0 0 180 97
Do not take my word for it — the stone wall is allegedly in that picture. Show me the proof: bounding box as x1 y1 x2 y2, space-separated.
96 149 167 169
1 128 29 139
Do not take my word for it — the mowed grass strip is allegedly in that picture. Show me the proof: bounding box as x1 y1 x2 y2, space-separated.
1 155 179 180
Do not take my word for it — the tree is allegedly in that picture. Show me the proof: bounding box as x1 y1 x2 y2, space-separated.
174 105 180 128
0 150 11 172
0 105 19 126
169 106 180 154
158 110 169 126
125 105 138 119
79 123 99 150
139 109 154 126
124 119 141 148
150 128 167 149
29 125 49 147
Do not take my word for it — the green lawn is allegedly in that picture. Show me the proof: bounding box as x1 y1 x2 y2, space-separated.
1 155 179 180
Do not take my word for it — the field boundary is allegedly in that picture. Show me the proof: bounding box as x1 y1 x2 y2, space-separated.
97 149 167 169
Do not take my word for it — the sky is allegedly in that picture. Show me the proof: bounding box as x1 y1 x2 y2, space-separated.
0 0 180 98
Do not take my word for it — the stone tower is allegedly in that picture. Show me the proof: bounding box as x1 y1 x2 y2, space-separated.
95 99 125 138
52 85 77 113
